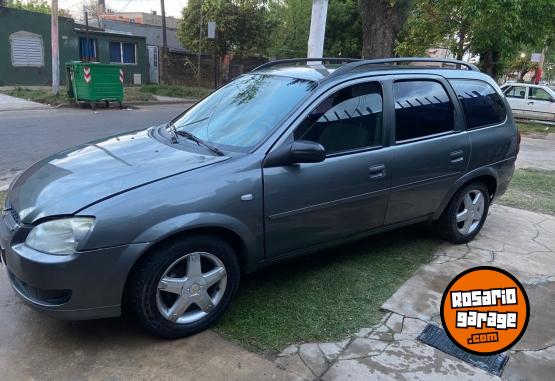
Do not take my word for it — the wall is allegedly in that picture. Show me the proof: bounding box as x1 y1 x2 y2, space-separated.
163 51 267 88
0 7 77 86
102 20 187 52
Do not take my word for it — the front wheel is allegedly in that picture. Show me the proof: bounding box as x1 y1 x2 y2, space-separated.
128 236 240 338
435 182 490 244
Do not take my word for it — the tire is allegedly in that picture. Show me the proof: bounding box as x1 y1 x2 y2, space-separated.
434 182 490 244
128 235 240 338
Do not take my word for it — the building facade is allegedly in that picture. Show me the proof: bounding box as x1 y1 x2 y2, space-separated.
0 7 148 86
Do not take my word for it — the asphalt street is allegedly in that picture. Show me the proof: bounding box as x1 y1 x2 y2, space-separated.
0 104 190 186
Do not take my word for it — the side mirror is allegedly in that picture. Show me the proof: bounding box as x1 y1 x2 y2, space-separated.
264 140 326 167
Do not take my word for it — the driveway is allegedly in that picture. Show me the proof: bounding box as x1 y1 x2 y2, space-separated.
275 205 555 380
0 269 294 380
517 134 555 171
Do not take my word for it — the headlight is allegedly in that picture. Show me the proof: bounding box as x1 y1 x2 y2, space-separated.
25 217 95 255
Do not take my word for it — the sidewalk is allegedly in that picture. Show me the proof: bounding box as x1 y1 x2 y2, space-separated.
0 92 49 112
274 205 555 380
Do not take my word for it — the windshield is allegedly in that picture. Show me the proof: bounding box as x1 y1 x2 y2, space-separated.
172 74 317 152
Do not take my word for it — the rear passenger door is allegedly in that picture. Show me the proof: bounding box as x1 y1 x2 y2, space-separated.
527 87 555 120
384 77 470 225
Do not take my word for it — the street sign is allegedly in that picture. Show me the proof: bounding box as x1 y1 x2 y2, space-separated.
207 21 216 39
531 53 542 63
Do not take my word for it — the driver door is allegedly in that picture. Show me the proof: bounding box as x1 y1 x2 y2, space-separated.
263 80 392 258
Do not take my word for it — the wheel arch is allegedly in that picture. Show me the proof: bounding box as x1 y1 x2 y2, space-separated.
433 168 498 220
121 217 256 306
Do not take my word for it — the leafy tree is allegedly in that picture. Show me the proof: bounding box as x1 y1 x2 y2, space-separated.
6 0 71 17
397 0 555 79
267 0 361 58
178 0 270 67
325 0 362 57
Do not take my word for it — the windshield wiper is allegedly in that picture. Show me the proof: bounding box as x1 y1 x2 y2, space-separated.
167 122 224 156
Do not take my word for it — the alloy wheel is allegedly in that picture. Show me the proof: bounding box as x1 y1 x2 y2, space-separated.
455 189 485 235
156 252 227 324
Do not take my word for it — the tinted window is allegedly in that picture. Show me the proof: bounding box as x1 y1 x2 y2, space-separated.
173 74 317 151
528 87 553 101
294 82 383 154
394 81 454 142
505 86 526 98
450 79 506 128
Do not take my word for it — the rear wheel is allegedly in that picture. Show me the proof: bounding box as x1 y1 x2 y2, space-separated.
129 235 240 338
435 182 489 244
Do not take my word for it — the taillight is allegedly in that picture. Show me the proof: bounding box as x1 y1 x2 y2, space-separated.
516 130 521 155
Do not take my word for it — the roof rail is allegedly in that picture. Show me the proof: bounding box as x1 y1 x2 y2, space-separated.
252 57 362 72
328 57 479 79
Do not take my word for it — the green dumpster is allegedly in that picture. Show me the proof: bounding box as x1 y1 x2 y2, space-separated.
66 62 124 110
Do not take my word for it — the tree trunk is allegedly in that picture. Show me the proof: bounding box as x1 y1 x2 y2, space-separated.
455 23 467 61
479 49 501 80
359 0 413 58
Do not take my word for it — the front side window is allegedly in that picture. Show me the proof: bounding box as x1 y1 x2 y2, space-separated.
294 82 383 155
394 81 454 142
504 86 526 99
172 74 317 151
110 42 136 64
450 79 506 128
528 87 554 101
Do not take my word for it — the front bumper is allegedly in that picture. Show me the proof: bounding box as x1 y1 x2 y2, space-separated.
1 217 148 320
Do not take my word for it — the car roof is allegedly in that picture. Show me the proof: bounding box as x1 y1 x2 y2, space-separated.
250 57 489 85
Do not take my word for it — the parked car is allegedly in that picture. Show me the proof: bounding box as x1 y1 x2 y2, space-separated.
0 58 519 338
502 82 555 121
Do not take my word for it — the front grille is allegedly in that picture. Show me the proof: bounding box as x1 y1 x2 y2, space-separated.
9 208 20 225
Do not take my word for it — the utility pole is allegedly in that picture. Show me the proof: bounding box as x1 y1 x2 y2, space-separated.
83 5 90 61
307 0 328 60
51 0 59 95
160 0 167 84
197 1 203 88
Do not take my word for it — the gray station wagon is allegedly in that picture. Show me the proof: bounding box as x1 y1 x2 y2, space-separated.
0 58 519 338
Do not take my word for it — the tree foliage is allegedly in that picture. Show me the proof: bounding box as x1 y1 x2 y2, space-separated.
267 0 362 58
397 0 555 79
178 0 271 61
6 0 71 17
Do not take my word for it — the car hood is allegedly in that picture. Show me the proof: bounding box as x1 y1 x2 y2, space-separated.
8 128 227 223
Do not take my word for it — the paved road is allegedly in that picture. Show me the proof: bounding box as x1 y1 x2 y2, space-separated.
0 104 189 187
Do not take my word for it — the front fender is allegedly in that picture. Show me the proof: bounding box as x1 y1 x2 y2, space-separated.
135 211 256 250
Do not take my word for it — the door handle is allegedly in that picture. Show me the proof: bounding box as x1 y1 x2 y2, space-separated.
527 101 534 105
368 164 386 179
450 149 464 163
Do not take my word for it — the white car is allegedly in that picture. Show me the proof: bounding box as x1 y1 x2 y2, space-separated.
502 83 555 121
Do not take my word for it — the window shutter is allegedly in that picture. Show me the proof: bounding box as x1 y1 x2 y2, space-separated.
10 31 44 67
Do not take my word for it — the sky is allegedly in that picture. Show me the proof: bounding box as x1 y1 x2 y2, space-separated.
57 0 188 18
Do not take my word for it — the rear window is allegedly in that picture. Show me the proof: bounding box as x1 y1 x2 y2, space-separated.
450 79 506 129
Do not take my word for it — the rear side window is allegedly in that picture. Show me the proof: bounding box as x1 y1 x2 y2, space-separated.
450 79 506 128
394 81 454 142
528 87 554 101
